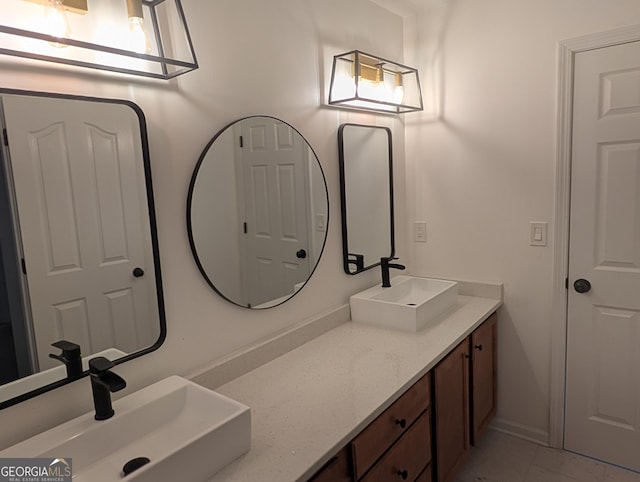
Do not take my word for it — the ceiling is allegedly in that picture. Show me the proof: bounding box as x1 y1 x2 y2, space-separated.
368 0 447 17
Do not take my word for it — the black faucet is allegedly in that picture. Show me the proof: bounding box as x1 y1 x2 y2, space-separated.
380 257 406 287
89 357 126 421
49 340 83 379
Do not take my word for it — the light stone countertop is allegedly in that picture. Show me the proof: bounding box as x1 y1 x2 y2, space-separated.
208 294 502 482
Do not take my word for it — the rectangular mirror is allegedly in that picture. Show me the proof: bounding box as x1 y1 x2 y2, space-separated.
338 123 394 274
0 90 166 408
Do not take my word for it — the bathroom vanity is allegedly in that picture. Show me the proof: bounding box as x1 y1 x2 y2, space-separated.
310 312 497 482
0 277 499 481
203 284 501 482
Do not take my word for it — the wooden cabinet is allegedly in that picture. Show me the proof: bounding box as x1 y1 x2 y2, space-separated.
351 373 430 479
470 312 497 445
433 314 498 482
433 340 470 482
310 373 432 482
360 411 431 482
309 313 497 482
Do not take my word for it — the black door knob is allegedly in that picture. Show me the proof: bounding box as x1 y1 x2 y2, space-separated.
573 278 591 293
133 267 145 278
296 249 307 259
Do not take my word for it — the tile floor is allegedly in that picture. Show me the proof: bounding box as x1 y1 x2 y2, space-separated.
455 430 640 482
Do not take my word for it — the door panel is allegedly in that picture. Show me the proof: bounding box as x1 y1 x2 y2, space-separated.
594 143 640 270
589 307 637 429
89 124 130 262
600 68 640 117
29 122 82 272
52 299 91 351
565 40 640 471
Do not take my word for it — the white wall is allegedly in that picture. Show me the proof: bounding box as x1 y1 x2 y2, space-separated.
405 0 640 443
307 147 328 269
0 0 408 448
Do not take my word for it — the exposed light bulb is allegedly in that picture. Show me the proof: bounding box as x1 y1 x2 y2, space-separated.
359 78 387 102
128 17 151 54
393 85 404 104
333 72 356 100
392 72 404 104
126 0 151 54
45 0 71 47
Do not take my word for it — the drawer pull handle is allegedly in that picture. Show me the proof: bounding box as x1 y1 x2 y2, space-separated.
395 418 407 429
474 344 484 351
397 469 409 480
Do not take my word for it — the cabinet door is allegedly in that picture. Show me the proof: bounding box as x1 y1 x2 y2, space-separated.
433 339 470 482
471 313 497 445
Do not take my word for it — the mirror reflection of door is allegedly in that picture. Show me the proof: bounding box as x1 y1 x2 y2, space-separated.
188 116 329 309
1 94 159 375
239 117 311 307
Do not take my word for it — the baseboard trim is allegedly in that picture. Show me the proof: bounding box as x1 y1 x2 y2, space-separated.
491 417 550 447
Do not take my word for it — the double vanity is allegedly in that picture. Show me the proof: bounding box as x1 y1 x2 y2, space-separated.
0 276 500 482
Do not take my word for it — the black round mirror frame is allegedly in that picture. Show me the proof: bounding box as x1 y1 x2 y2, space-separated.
187 116 329 309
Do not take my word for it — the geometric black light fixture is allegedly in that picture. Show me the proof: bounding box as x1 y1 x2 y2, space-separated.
329 50 423 114
0 0 198 79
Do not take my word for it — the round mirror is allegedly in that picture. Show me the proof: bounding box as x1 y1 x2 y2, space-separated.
187 116 329 309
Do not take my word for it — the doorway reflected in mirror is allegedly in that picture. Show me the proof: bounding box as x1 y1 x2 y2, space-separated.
187 116 329 309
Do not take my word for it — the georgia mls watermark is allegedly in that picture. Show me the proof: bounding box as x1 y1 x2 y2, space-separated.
0 458 72 482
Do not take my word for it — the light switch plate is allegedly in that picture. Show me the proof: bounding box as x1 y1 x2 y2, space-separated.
529 222 548 246
414 221 427 243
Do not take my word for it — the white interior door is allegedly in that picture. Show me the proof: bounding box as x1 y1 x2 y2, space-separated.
565 40 640 471
2 95 158 370
240 117 311 307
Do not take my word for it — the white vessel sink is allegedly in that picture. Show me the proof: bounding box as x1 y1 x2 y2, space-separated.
0 376 251 482
350 276 458 332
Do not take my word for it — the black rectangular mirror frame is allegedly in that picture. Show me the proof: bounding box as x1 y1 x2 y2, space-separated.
338 123 394 275
0 88 166 409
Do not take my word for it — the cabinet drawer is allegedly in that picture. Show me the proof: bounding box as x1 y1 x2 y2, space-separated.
309 445 352 482
352 372 430 479
360 410 431 482
416 465 433 482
